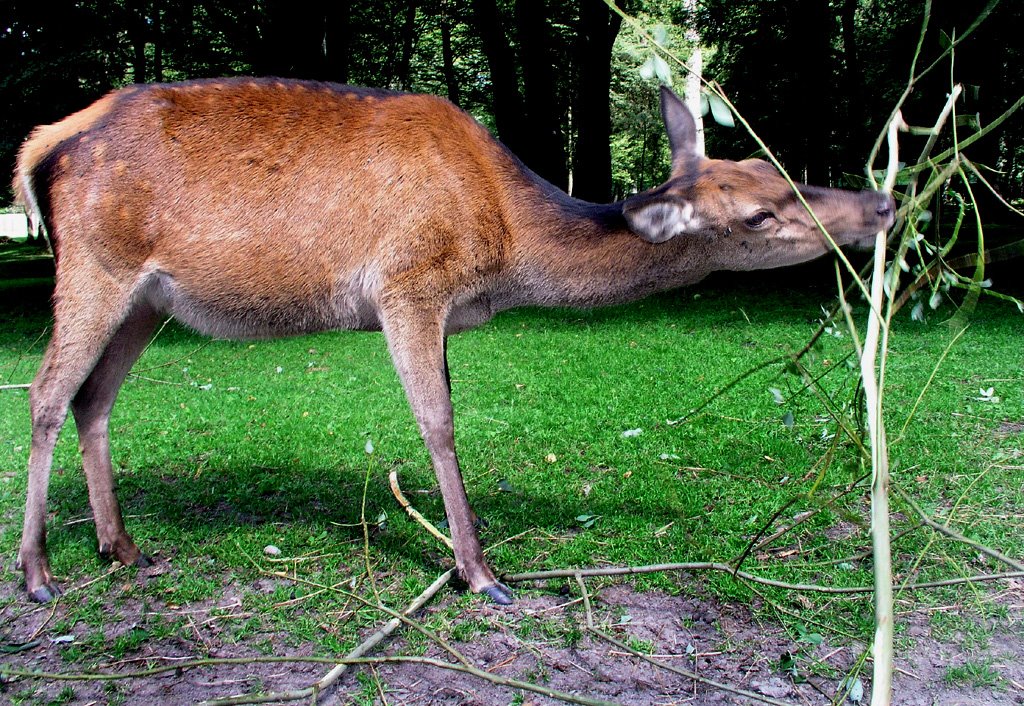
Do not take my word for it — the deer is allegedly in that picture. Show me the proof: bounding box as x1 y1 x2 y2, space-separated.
13 78 894 604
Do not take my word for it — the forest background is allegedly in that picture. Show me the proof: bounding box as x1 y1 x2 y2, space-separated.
1 0 1022 217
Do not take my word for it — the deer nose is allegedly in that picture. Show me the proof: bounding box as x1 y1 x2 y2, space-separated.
874 194 896 228
876 195 895 219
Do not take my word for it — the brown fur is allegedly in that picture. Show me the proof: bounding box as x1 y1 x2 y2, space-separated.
13 79 894 603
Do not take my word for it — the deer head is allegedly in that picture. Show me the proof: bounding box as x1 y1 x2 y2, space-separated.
623 87 894 270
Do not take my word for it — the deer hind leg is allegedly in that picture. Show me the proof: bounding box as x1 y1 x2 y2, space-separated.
71 303 160 570
381 304 512 604
18 274 144 602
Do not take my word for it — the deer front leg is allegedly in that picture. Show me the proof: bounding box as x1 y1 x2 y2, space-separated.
381 306 512 604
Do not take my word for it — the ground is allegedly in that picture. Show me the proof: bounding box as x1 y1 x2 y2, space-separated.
2 565 1022 705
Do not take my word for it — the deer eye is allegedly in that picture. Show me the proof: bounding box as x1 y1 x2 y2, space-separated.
744 211 774 228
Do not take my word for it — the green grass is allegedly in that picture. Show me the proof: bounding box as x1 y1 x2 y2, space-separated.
0 252 1022 668
944 659 1004 688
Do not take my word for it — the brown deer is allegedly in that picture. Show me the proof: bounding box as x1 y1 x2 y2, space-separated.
14 78 894 604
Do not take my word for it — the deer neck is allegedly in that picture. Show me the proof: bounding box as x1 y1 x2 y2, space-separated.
503 187 712 310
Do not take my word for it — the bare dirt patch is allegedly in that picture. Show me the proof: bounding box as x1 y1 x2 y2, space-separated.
3 573 1022 705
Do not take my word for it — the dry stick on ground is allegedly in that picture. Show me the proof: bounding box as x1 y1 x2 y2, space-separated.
733 470 873 570
573 573 799 706
200 569 456 706
505 563 1024 594
204 471 462 706
801 522 925 567
203 472 517 706
245 570 626 706
2 657 620 706
590 626 799 706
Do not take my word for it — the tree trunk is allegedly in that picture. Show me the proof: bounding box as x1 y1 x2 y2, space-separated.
324 2 352 83
258 1 330 79
397 1 419 90
440 1 460 106
789 0 835 184
514 0 568 189
839 0 865 170
470 0 527 159
153 0 163 82
573 0 622 202
126 0 148 83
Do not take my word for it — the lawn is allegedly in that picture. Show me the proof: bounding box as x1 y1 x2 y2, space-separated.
0 242 1021 704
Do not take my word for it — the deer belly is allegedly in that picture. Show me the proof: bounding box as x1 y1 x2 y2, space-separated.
142 267 381 339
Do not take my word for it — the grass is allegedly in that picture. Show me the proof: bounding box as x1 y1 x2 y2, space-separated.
944 660 1004 688
0 241 1022 689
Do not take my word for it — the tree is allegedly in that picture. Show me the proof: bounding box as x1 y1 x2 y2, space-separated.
574 0 623 202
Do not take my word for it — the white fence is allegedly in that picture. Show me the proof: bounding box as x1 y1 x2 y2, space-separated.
0 212 29 238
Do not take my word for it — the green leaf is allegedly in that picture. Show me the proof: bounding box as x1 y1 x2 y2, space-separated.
497 479 515 492
639 56 656 81
840 676 865 704
699 93 710 116
798 631 823 646
653 55 672 84
911 301 925 322
939 30 953 50
706 93 735 128
0 640 41 654
955 113 980 130
782 411 795 429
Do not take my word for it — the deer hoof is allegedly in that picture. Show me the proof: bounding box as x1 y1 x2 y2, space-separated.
29 582 63 603
482 582 513 605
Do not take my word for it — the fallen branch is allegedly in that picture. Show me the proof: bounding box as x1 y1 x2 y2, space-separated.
895 486 1024 572
202 569 455 706
0 383 31 390
2 656 620 706
589 628 796 706
505 562 1024 594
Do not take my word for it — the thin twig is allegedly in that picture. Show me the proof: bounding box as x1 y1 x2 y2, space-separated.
4 325 50 385
258 570 473 669
894 326 969 443
800 522 924 567
130 337 213 374
203 570 456 706
505 562 1024 594
575 573 594 629
0 383 31 390
389 470 454 551
590 627 796 706
894 486 1024 572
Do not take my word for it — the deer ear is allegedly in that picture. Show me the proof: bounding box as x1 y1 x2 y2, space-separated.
660 86 701 175
623 196 700 244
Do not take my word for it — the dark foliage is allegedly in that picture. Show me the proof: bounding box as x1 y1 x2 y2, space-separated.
1 0 1021 210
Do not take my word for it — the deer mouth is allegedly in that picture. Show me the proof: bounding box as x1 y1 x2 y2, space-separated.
840 193 897 250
